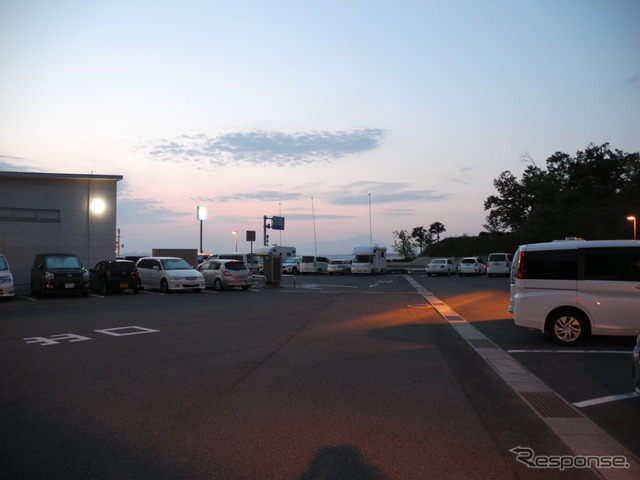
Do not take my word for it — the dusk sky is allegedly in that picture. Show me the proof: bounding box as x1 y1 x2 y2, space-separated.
1 0 638 255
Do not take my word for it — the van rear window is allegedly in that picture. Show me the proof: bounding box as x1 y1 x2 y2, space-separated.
523 250 577 280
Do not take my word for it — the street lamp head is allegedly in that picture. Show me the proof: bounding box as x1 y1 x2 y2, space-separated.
628 216 636 221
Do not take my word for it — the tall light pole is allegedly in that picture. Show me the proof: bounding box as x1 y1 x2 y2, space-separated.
368 193 372 245
197 206 207 252
311 197 317 256
627 216 637 240
232 230 238 252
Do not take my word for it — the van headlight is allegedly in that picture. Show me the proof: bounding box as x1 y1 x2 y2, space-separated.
83 270 90 281
0 275 12 285
44 271 55 281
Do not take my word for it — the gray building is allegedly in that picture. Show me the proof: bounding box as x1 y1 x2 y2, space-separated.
0 171 122 289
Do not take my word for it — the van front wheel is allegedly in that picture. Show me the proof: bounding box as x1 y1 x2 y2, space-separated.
547 309 590 346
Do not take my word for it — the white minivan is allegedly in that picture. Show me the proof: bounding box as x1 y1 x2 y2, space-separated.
509 239 640 345
300 256 330 274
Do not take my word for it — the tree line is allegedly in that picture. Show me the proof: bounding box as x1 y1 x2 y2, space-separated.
393 222 446 259
392 142 639 259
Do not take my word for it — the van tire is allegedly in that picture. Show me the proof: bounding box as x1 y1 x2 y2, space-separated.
547 309 590 346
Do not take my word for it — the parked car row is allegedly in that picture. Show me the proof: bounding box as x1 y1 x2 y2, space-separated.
281 256 348 275
0 252 258 299
425 253 514 277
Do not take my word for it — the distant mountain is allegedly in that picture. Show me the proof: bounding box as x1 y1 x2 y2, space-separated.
294 235 393 256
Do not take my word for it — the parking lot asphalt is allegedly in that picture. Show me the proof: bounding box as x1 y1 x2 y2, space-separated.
1 274 637 479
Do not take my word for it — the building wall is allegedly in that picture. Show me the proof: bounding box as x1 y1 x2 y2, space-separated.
0 172 122 288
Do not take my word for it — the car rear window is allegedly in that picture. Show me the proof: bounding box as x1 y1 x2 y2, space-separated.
302 256 315 263
489 254 506 262
224 262 247 271
111 262 136 273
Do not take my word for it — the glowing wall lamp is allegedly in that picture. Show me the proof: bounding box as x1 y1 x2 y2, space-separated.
627 215 637 240
90 198 106 214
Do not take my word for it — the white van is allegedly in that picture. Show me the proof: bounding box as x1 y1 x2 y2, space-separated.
487 252 513 277
509 239 640 345
212 253 260 273
300 256 330 274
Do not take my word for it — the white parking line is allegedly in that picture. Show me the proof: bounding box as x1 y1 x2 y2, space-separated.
509 349 632 355
573 392 639 408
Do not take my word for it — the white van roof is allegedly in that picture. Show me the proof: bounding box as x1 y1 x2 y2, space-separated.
519 239 640 251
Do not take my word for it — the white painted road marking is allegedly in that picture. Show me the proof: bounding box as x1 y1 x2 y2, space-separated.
23 326 159 345
573 392 639 408
94 326 159 336
24 333 92 346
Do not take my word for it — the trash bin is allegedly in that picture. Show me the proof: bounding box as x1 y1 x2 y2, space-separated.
263 255 282 285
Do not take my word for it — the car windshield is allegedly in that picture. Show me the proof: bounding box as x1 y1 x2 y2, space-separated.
161 258 192 270
431 259 445 264
223 261 247 271
283 258 298 264
45 256 83 268
330 261 342 265
354 255 372 263
301 256 315 263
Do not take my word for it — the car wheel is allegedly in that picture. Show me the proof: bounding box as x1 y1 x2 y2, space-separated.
133 288 140 294
100 282 108 296
291 267 297 274
242 286 250 290
160 279 169 293
39 283 48 298
214 278 224 291
547 309 590 345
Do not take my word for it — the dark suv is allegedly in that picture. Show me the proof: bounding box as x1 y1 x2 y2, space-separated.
89 260 141 294
31 253 90 297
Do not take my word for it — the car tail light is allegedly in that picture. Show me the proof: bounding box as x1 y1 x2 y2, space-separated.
516 251 525 279
221 269 232 277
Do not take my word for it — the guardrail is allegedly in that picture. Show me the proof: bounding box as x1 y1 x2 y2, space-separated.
251 274 297 289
